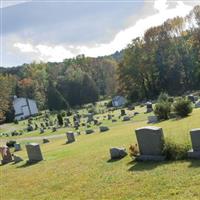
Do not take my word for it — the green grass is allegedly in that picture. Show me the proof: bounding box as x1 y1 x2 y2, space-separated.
1 109 200 199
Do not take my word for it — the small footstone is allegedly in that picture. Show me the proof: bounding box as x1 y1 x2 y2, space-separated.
110 147 127 159
100 126 109 132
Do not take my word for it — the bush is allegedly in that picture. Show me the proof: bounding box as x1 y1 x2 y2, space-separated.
163 139 190 160
158 92 169 102
154 101 171 120
57 113 63 126
6 140 16 148
173 98 193 117
106 100 113 108
61 111 66 117
13 119 19 124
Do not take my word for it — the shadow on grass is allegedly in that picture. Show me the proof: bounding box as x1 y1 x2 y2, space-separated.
16 160 42 168
107 157 126 163
127 160 171 171
187 159 200 168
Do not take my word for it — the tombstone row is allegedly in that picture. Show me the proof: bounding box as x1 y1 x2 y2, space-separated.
134 126 200 161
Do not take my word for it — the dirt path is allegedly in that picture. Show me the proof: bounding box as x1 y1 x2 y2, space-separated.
0 133 66 143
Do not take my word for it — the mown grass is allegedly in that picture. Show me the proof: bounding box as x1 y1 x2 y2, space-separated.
1 109 200 200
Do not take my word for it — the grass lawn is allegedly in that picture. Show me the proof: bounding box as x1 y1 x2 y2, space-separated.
1 109 200 200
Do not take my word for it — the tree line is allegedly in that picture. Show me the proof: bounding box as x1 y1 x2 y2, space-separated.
118 5 200 102
0 55 118 120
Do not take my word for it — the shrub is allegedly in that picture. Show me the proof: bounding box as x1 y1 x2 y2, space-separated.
13 119 19 124
61 111 66 117
158 92 169 102
173 98 193 117
154 101 171 120
106 100 113 108
163 139 190 160
57 113 63 126
6 140 16 148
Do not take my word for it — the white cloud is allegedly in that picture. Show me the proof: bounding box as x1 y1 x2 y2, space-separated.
13 0 195 62
14 43 37 53
76 0 193 57
35 45 74 62
0 1 30 9
14 43 75 62
154 0 168 12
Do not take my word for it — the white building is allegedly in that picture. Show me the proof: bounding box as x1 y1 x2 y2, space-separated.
112 96 126 107
13 96 38 120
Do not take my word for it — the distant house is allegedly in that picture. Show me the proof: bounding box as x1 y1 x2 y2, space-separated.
13 96 38 120
112 96 126 107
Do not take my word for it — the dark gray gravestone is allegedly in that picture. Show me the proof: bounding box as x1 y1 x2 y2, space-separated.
195 101 200 108
148 116 158 124
85 129 94 134
26 143 43 163
110 147 127 159
122 116 130 121
66 131 75 143
14 143 21 151
135 126 165 161
188 129 200 159
43 138 50 144
99 126 109 132
146 102 153 113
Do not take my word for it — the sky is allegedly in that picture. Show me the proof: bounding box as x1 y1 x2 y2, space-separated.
1 0 200 67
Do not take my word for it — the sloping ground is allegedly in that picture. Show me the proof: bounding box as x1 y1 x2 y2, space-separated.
1 109 200 200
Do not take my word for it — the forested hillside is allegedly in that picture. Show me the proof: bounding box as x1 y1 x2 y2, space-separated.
118 5 200 101
0 55 118 116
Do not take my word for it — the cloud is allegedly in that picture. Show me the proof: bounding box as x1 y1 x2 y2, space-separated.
14 43 37 53
14 43 74 62
0 1 30 9
13 0 196 63
154 0 168 12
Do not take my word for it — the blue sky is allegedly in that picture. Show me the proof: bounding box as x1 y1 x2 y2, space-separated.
1 0 199 67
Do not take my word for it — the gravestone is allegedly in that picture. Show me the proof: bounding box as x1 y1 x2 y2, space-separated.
195 101 200 108
52 127 57 132
148 116 158 124
122 116 130 121
0 146 13 164
135 126 165 161
40 128 44 134
100 126 109 132
94 119 98 125
134 112 139 116
66 131 75 143
13 155 23 163
87 113 94 123
112 119 117 123
146 102 153 113
43 138 50 144
120 109 126 116
110 147 127 159
188 129 200 159
85 129 94 134
14 143 21 151
26 143 43 163
188 95 195 103
107 114 112 120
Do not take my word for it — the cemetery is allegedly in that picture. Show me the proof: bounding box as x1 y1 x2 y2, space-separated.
1 96 200 200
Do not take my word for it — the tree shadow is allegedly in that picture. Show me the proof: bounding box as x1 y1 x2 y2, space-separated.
128 159 170 172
